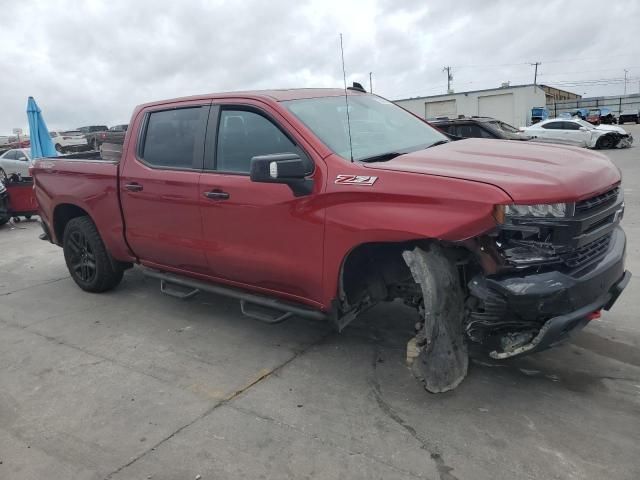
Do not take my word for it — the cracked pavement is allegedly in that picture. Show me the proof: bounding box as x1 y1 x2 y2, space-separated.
1 127 640 479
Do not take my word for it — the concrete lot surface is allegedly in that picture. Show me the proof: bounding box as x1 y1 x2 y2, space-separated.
1 127 639 479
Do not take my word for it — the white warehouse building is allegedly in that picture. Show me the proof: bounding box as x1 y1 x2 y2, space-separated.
394 84 580 128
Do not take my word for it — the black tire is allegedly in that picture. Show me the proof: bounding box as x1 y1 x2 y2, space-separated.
24 215 32 220
597 135 614 149
55 143 63 153
0 168 6 180
63 216 124 292
0 216 9 226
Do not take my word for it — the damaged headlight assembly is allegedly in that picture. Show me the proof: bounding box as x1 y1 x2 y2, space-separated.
493 203 572 224
491 204 570 268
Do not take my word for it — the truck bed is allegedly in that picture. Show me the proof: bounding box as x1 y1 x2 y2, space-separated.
32 152 129 259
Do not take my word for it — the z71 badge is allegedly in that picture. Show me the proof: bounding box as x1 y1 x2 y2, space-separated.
335 174 378 186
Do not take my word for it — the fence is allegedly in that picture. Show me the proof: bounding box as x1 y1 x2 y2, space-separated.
547 94 640 117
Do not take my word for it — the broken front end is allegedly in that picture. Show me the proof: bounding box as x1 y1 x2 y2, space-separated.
465 186 630 359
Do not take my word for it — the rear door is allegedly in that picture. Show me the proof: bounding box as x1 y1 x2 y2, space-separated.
119 102 211 274
538 120 565 141
198 101 325 305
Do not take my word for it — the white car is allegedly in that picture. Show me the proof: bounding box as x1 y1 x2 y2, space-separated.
0 148 32 178
50 130 87 153
522 118 633 149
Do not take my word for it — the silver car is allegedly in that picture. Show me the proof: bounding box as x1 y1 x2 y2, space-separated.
0 148 32 178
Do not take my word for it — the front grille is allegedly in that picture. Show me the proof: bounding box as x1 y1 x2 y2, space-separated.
575 187 619 215
561 233 612 268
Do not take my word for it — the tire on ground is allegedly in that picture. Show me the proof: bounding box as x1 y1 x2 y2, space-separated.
62 216 124 292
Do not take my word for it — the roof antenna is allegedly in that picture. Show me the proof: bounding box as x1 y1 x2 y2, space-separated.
339 33 354 163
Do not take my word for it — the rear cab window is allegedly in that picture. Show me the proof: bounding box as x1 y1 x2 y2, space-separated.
138 106 209 169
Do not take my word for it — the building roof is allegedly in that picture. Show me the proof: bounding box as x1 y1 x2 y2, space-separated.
390 83 582 102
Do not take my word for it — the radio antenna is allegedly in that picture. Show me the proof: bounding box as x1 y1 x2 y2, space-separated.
339 33 354 163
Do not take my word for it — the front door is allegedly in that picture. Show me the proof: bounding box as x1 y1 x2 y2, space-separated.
198 103 325 306
119 103 210 274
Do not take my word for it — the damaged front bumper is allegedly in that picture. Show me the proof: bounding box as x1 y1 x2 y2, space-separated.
468 226 630 359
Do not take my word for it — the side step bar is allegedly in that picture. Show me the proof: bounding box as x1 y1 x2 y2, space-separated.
143 268 328 323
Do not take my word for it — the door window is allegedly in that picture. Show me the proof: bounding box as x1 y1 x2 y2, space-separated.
3 150 17 160
140 107 208 169
454 124 494 138
215 109 305 174
562 121 581 130
541 121 563 130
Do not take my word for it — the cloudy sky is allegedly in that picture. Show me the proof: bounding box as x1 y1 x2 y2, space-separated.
2 0 639 134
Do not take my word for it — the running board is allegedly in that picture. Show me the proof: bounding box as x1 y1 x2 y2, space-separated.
143 268 327 323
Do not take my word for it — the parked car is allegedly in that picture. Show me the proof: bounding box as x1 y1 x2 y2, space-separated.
77 125 109 150
99 124 128 160
561 108 589 120
530 107 549 124
618 109 640 124
50 130 88 153
0 148 32 178
430 116 532 141
586 107 616 125
32 88 629 392
0 179 8 225
521 118 632 149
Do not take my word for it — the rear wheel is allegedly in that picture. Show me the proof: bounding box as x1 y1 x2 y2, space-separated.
63 216 124 292
0 168 6 180
55 143 63 153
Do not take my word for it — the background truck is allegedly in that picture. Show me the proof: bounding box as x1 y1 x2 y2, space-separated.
77 125 109 150
32 88 630 392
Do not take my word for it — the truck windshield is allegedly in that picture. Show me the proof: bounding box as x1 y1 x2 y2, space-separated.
282 95 447 162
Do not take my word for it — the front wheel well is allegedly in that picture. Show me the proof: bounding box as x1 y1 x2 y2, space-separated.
338 240 473 314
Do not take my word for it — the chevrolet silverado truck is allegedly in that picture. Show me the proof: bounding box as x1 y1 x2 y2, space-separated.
32 87 630 392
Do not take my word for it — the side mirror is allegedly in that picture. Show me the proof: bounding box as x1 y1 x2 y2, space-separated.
250 153 313 196
17 155 27 161
579 127 588 131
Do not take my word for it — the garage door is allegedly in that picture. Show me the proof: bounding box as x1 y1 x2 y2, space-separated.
478 94 514 125
425 100 457 119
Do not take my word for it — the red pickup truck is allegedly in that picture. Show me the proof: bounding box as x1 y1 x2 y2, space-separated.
32 87 630 392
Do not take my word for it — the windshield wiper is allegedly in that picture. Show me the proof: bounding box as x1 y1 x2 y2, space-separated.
359 152 404 163
426 139 450 148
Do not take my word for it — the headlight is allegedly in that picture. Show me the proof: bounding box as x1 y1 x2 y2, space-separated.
505 203 568 218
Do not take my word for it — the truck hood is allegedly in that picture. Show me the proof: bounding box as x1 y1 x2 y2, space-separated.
363 138 620 203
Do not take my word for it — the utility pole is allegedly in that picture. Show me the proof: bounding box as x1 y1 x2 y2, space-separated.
442 66 453 93
529 62 541 89
369 72 373 93
623 69 629 95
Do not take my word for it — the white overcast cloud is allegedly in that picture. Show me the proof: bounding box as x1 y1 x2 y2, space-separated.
2 0 639 133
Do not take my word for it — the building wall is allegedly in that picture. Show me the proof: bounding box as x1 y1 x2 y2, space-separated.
395 86 547 127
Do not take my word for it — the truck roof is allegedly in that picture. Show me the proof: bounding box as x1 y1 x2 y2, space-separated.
138 88 366 107
136 88 366 109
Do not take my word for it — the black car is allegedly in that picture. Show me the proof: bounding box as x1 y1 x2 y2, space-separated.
618 109 639 124
0 180 9 226
429 116 531 141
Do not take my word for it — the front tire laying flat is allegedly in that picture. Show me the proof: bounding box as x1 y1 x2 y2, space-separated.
63 216 123 292
402 245 468 393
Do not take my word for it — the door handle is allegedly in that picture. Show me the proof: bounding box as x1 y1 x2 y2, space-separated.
204 190 230 200
124 182 143 192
